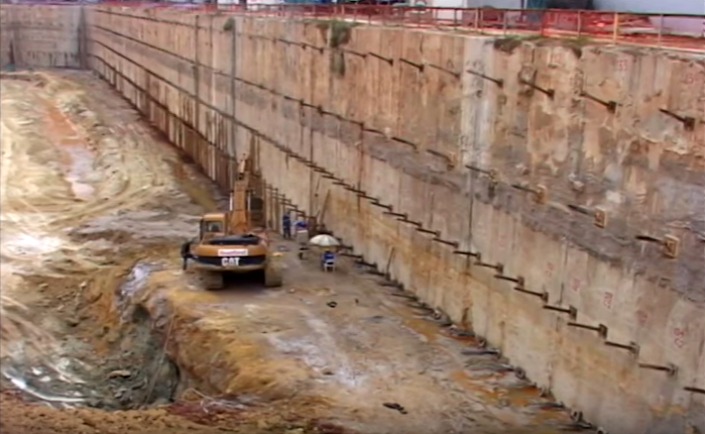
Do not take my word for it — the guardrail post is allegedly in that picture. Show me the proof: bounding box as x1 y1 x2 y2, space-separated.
657 15 664 47
540 10 546 37
577 10 582 37
502 9 508 35
612 12 619 43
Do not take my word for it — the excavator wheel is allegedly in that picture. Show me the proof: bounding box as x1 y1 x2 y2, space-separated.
264 254 283 288
199 270 224 291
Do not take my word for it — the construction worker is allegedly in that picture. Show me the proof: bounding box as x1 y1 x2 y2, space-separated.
180 240 192 270
295 216 308 232
321 249 336 272
294 216 309 243
282 212 292 239
295 216 309 259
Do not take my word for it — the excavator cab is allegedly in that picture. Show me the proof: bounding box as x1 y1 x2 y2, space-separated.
199 215 226 239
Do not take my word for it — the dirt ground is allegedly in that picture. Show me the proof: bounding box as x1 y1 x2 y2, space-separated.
0 71 579 434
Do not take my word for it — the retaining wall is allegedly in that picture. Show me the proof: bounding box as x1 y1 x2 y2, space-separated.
0 5 85 69
2 4 705 433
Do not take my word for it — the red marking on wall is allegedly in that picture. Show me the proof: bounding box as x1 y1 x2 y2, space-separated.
672 327 687 349
684 73 695 85
617 59 629 72
635 310 648 326
497 235 508 250
545 262 556 278
570 278 582 293
572 74 583 92
602 292 614 310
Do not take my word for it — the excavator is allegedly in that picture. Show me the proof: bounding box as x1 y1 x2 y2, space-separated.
180 158 283 290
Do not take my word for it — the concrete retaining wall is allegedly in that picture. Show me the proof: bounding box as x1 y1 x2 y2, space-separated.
0 5 85 69
3 4 705 433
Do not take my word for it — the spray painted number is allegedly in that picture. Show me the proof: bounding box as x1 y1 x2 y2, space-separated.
572 72 584 94
684 73 695 85
602 292 614 310
570 278 582 293
617 59 628 72
221 257 241 267
635 310 649 326
545 262 556 278
672 328 687 348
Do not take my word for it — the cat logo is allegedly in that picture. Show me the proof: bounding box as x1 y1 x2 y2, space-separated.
221 257 241 266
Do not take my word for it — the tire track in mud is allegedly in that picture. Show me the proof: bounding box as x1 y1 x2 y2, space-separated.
0 72 183 273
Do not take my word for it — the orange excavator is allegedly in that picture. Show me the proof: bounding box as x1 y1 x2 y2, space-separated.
180 158 283 290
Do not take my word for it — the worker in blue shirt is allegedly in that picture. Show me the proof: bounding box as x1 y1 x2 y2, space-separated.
295 216 309 259
321 249 336 271
295 217 308 231
282 213 292 239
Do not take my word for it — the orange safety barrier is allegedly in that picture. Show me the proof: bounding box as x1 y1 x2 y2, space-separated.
9 2 705 52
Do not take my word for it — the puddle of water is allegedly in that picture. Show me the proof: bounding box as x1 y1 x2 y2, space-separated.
401 316 441 344
44 101 96 201
266 313 367 390
1 233 64 257
120 263 154 299
54 357 89 385
1 356 94 408
62 146 95 200
3 370 87 405
305 316 366 388
117 262 158 321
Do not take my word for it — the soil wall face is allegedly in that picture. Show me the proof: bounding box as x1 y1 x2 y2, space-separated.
2 4 705 433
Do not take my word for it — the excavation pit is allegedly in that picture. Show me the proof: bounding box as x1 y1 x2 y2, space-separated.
0 70 582 434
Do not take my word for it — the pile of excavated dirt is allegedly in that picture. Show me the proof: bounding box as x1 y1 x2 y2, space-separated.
0 389 341 434
0 70 578 434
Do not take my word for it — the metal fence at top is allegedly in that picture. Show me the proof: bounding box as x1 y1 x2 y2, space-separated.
3 1 705 52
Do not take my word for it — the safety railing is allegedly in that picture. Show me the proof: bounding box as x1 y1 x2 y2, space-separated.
261 5 705 51
5 2 705 52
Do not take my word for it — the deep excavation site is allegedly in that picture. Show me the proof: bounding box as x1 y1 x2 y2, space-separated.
0 70 577 434
1 4 704 434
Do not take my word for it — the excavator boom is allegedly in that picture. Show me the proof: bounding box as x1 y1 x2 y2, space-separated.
228 171 251 235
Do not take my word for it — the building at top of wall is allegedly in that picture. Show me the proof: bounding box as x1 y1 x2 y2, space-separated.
430 0 704 13
593 0 704 14
429 0 704 38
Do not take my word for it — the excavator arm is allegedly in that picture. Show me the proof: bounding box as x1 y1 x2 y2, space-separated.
228 175 250 234
227 157 256 235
